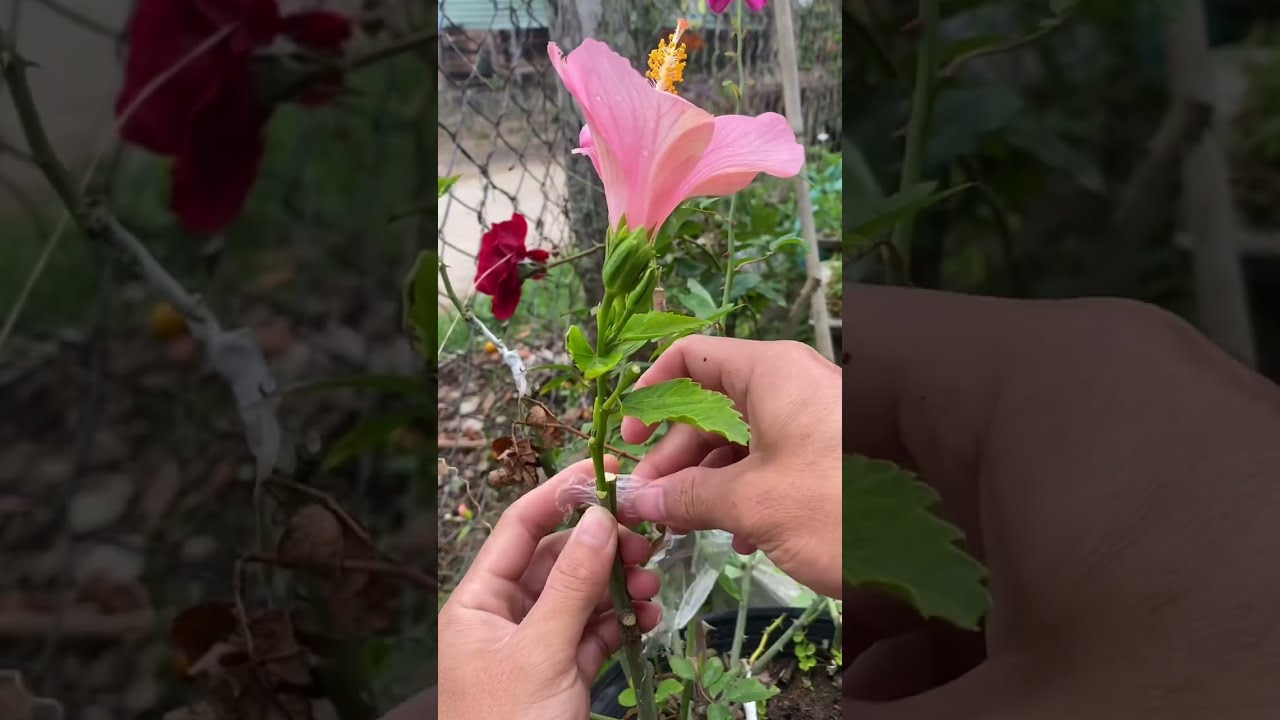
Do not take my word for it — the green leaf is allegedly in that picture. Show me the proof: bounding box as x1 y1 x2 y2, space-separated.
679 277 718 319
724 677 779 704
438 175 461 198
402 251 436 361
733 234 805 271
668 656 697 681
620 379 750 446
655 678 684 703
618 687 636 708
845 183 971 247
1005 117 1104 192
618 312 710 342
843 454 990 630
707 702 733 720
323 411 420 470
700 656 725 689
566 325 622 380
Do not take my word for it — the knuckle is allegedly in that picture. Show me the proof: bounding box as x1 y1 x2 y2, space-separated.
551 552 597 592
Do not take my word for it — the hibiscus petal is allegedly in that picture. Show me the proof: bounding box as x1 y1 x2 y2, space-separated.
281 10 353 53
744 0 769 11
708 0 734 12
549 39 715 232
666 112 804 206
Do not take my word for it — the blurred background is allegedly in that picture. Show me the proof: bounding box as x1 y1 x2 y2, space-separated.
436 0 841 611
0 1 435 718
845 0 1280 381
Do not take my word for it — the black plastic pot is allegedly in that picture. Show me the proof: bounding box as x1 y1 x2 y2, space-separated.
589 606 837 716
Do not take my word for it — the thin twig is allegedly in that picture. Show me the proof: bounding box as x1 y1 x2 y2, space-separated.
438 258 528 396
264 477 380 552
241 552 437 592
513 418 640 462
750 597 825 674
940 9 1074 78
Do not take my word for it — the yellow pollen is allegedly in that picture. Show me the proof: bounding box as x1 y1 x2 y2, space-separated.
647 18 689 95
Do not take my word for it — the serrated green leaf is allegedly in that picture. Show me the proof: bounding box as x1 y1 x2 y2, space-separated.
566 325 622 380
843 454 990 630
707 702 733 720
619 312 709 342
668 656 697 680
620 379 749 446
655 678 684 703
618 687 636 707
438 175 461 198
724 677 779 704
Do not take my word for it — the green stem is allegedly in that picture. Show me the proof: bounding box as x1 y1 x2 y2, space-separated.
720 0 748 330
749 597 825 675
888 0 940 284
0 40 80 218
678 615 698 720
590 376 656 720
728 552 756 666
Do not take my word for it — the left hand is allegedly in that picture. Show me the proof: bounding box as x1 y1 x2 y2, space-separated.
438 456 663 720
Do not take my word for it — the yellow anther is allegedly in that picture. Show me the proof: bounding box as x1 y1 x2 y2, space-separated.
646 18 689 94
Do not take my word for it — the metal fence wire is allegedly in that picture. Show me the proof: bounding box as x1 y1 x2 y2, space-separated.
435 0 842 307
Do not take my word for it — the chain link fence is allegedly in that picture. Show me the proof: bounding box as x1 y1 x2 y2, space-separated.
435 0 841 589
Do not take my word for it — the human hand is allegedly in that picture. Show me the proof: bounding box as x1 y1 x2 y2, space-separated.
840 285 1280 718
618 336 842 597
438 457 662 720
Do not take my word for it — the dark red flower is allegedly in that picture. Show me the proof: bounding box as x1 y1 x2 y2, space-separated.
475 213 549 321
117 0 353 234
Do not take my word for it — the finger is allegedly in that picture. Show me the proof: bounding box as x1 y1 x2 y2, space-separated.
454 455 618 619
519 506 620 652
577 601 663 679
632 423 728 480
620 441 746 526
842 623 985 702
843 660 1011 720
521 524 653 598
841 285 1031 494
623 458 759 533
620 335 771 444
590 566 661 615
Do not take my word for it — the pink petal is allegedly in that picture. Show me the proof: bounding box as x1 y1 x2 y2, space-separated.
708 0 733 12
549 39 715 232
665 112 804 207
744 0 769 10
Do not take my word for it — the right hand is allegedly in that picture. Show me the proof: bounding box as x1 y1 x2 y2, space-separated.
619 335 842 597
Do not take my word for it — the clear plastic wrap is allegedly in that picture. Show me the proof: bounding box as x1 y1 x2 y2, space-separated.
554 471 648 520
553 471 811 655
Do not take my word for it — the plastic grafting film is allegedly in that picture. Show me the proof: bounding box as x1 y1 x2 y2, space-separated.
554 471 648 521
643 529 735 654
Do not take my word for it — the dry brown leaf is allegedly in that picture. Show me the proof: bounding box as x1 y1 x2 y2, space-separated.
524 405 565 449
489 437 540 490
276 505 343 571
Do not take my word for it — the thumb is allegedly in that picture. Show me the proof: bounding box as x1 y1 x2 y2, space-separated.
625 461 750 533
521 505 618 644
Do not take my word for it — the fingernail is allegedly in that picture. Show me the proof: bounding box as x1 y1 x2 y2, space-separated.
631 487 666 522
576 505 614 547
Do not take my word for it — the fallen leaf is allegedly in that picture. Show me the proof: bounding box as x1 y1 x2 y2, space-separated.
277 505 344 571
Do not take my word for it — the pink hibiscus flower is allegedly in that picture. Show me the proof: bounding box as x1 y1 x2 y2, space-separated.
547 31 803 235
709 0 768 12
